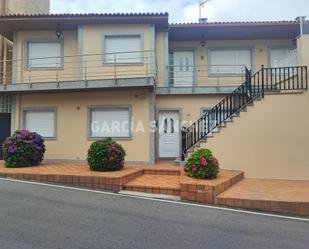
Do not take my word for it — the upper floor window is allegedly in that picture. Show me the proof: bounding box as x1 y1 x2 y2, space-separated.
269 48 297 67
104 34 142 64
208 48 252 75
27 41 62 69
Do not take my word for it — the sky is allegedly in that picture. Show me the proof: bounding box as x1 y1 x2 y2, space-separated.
51 0 309 23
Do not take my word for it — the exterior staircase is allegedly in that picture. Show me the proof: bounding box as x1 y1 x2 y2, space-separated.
178 65 308 162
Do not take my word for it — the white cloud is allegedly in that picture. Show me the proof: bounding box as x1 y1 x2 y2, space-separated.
51 0 309 22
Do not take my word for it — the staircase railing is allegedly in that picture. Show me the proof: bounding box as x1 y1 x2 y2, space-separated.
181 65 308 160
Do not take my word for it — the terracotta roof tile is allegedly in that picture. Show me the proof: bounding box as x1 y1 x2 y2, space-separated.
0 12 169 18
170 20 301 27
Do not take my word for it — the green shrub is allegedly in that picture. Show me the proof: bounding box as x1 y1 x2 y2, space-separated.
87 138 126 172
184 148 219 179
2 130 46 168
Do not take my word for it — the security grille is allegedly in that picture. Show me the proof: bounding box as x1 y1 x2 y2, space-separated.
0 95 12 113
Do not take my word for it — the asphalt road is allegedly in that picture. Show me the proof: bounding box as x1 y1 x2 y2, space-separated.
0 178 308 249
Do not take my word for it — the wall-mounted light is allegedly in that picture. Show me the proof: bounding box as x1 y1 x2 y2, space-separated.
56 23 62 39
200 40 206 47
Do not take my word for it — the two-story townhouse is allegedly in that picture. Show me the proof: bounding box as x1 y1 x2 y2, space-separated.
0 13 168 164
0 13 308 180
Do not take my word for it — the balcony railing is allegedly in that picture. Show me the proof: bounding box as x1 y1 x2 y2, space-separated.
0 50 156 86
167 64 247 87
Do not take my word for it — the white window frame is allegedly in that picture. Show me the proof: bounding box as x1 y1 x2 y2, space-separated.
88 105 132 140
208 48 252 76
25 40 63 70
102 33 144 65
21 107 57 139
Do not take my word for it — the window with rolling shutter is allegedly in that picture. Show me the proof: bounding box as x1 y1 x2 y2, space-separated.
269 48 297 67
27 41 62 69
208 48 252 75
23 109 56 138
89 107 131 138
104 35 142 64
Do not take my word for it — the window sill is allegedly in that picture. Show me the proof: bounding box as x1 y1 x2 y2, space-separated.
208 73 245 77
43 137 57 141
88 136 133 141
25 67 64 71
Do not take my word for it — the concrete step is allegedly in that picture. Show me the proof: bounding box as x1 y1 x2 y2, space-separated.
216 178 309 216
174 158 186 166
123 174 181 196
119 190 180 201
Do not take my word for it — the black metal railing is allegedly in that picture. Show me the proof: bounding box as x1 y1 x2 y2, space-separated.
181 65 308 160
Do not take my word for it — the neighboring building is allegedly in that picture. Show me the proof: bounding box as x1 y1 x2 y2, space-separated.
2 0 49 14
0 0 49 83
0 13 308 180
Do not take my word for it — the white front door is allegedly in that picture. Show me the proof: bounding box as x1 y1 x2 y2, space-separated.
173 51 194 87
158 111 180 158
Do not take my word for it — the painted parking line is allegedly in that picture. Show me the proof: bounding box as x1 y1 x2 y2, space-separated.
0 177 308 222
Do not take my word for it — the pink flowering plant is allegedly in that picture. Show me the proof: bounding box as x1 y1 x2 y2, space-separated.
2 130 46 168
87 137 126 171
184 148 219 179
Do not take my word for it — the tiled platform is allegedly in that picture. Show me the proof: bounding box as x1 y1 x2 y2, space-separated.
180 170 244 203
1 161 308 216
0 161 144 191
216 179 309 216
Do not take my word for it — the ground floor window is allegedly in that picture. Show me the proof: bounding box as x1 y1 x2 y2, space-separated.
89 106 131 138
22 108 56 138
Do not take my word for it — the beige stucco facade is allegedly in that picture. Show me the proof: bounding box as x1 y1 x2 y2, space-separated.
164 39 294 88
11 23 293 88
13 24 156 84
201 91 309 180
196 34 309 180
13 89 152 162
81 24 155 81
15 31 78 84
1 14 308 180
156 95 225 123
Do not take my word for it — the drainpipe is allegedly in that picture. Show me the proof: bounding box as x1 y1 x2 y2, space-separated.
296 16 306 36
295 16 306 66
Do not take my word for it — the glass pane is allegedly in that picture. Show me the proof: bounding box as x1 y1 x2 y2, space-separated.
170 118 174 133
164 118 168 133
